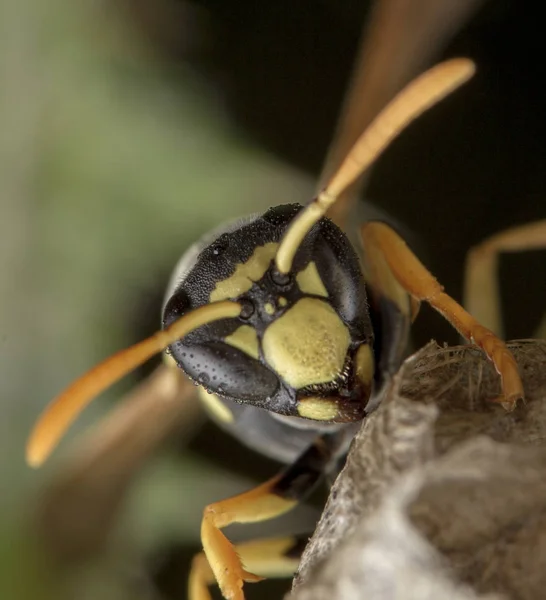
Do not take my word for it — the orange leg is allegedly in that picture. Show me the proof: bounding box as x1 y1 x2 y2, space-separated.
194 432 342 600
358 223 414 392
463 220 546 338
189 535 305 600
360 221 524 409
199 476 294 600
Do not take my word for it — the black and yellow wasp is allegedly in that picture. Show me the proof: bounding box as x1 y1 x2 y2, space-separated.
27 58 529 600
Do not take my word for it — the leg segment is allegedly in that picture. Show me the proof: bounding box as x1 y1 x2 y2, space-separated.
196 432 344 600
463 220 546 338
190 535 307 600
358 224 413 394
360 221 524 408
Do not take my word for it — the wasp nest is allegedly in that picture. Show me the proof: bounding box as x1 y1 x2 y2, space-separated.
290 340 546 600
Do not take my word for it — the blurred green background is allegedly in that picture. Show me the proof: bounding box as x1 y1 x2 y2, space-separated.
1 1 544 599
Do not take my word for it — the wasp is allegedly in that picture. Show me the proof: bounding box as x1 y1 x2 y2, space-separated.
27 58 530 600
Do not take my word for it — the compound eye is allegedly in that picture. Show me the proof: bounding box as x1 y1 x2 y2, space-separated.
170 341 279 403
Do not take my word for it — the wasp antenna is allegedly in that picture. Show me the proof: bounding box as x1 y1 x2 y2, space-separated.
324 58 475 198
26 301 241 468
275 58 475 274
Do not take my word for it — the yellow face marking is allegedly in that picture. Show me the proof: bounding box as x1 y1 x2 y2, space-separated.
296 261 328 297
355 343 374 388
210 242 279 302
197 387 234 423
163 351 178 368
297 397 338 421
262 298 350 389
224 325 260 360
278 296 288 307
264 302 275 315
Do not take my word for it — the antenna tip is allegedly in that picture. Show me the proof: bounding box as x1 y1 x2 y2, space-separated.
26 444 45 468
25 428 49 468
445 57 476 80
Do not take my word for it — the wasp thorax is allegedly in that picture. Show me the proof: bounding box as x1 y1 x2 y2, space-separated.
163 204 375 423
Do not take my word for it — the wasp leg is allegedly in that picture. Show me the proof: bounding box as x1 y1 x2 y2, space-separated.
190 535 306 600
359 219 425 407
360 221 524 408
196 432 341 600
463 220 546 338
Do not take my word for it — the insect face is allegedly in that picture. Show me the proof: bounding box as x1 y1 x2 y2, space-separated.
163 204 375 423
